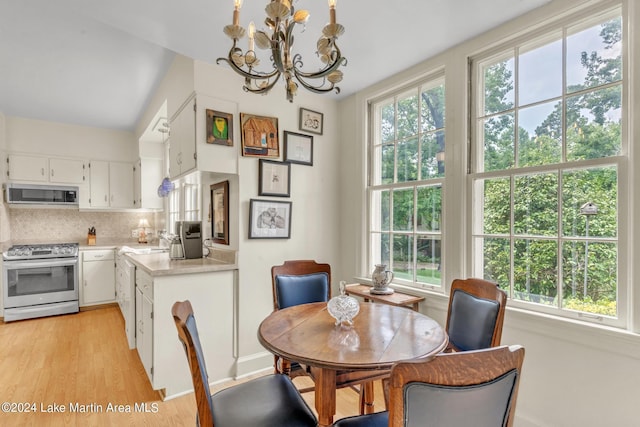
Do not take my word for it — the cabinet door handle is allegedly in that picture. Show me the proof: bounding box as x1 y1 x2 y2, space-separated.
84 280 87 287
104 195 108 202
51 169 55 177
41 168 45 176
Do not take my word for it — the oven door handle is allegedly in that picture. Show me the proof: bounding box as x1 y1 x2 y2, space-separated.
3 258 78 269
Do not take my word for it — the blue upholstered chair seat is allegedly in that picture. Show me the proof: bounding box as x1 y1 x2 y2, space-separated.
333 410 388 427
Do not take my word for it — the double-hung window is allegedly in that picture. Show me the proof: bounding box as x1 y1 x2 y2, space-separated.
470 8 625 326
368 76 446 290
168 182 201 231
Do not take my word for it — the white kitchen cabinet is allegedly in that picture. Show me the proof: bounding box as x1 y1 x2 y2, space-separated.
135 269 154 382
168 94 197 179
88 160 134 209
49 158 85 184
134 157 163 210
7 154 86 184
81 249 116 306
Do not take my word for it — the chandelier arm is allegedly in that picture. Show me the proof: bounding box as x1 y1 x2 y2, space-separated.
243 73 282 94
293 48 347 79
294 74 341 95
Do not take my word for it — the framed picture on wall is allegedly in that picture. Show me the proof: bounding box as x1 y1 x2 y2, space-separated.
206 109 233 146
284 131 313 166
210 180 229 245
299 107 323 135
240 113 279 157
259 159 291 197
248 199 292 239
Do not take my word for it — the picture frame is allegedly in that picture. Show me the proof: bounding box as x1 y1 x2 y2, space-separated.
259 159 291 197
206 109 233 146
299 107 323 135
240 113 279 157
210 180 230 245
248 199 292 239
284 131 313 166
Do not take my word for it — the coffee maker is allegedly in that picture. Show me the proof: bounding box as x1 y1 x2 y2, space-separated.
175 221 203 259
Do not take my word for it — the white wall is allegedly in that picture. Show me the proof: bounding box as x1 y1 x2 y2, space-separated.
338 0 639 426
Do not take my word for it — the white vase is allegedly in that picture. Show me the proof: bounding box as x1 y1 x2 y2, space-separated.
371 264 394 295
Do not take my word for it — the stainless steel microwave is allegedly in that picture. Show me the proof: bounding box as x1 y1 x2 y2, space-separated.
5 183 79 206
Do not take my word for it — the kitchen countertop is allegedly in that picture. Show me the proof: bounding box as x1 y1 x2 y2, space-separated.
126 251 237 277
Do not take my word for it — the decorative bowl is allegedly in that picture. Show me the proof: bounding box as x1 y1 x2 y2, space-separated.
327 281 360 326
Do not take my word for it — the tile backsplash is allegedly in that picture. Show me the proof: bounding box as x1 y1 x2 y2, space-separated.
5 208 163 243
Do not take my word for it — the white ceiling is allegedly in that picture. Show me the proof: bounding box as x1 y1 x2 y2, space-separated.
0 0 552 132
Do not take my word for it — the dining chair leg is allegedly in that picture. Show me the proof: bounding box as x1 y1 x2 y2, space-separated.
381 377 390 410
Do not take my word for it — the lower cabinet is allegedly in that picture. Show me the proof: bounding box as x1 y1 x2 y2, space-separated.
81 249 116 306
130 267 236 397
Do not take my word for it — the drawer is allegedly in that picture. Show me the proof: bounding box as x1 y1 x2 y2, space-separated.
136 269 153 299
82 249 115 262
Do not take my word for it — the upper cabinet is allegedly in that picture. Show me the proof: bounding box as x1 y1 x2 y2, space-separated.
7 154 85 184
169 95 197 179
168 92 238 179
88 161 134 209
134 157 163 210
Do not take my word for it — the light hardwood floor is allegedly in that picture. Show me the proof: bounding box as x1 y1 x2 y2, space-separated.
0 306 383 426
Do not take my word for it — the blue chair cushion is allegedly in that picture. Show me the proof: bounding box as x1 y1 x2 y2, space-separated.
275 272 329 309
448 289 499 351
333 411 388 427
211 374 317 427
403 370 518 427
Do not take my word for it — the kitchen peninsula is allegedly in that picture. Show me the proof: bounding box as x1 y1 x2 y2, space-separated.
125 249 238 399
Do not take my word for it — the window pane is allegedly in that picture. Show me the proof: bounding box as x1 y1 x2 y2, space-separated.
416 236 441 285
421 131 445 179
513 239 558 305
393 188 414 231
483 57 514 115
416 185 441 232
562 241 617 316
393 234 414 281
421 84 445 132
397 137 418 182
397 92 418 140
518 101 562 167
483 113 514 171
381 102 395 143
480 237 511 293
566 17 622 92
370 190 390 232
514 173 558 236
482 178 511 234
371 232 391 267
381 143 395 184
518 39 562 105
562 167 617 238
566 86 621 161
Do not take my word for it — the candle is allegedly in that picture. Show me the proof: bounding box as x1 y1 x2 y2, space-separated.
328 0 336 25
248 21 255 52
233 0 243 26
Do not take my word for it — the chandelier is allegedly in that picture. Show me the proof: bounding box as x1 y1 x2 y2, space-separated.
216 0 347 102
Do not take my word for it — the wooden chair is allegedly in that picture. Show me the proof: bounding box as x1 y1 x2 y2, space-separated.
271 260 384 413
444 278 507 352
333 345 525 427
271 259 332 383
171 300 317 427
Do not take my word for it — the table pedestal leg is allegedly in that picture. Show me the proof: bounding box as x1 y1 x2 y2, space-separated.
315 368 337 427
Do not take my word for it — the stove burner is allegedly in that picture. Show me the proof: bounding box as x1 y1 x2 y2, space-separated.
3 243 79 260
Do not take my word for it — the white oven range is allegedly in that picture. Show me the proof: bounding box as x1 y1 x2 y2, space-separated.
3 243 79 322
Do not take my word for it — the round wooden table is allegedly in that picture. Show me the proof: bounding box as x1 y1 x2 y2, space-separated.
258 301 448 426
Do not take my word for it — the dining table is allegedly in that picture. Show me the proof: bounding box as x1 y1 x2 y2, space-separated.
257 301 448 426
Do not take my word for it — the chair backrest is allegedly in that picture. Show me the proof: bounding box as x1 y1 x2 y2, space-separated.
271 260 331 310
445 278 507 352
388 345 525 427
172 300 214 427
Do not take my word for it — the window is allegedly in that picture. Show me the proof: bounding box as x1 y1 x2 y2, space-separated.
471 10 624 326
168 182 201 232
368 77 445 290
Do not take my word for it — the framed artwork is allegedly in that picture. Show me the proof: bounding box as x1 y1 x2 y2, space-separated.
299 107 323 135
284 131 313 166
210 180 230 245
259 159 291 197
249 199 292 239
240 113 279 157
206 109 233 146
